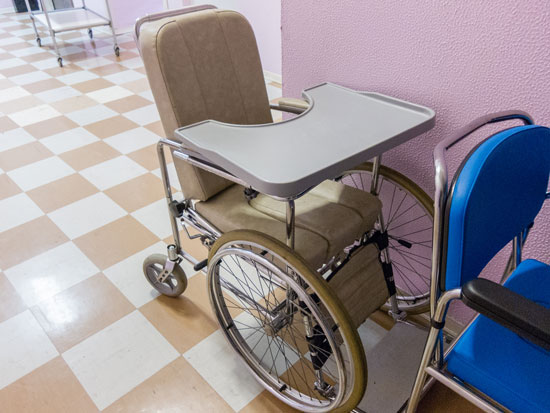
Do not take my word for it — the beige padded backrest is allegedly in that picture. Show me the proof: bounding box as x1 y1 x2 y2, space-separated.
139 9 273 201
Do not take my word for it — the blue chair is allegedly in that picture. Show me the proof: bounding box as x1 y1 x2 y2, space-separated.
406 112 550 413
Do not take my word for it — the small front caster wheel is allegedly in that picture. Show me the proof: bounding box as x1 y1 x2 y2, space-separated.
114 46 120 57
88 28 93 39
143 254 187 297
57 57 63 67
36 37 41 47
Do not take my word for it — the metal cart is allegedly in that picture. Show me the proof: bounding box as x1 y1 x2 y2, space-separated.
24 0 119 67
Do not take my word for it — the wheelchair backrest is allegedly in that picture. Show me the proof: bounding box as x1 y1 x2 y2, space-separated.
441 125 550 290
139 8 273 201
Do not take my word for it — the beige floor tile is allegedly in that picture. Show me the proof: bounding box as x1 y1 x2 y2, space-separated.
0 141 53 171
59 140 120 171
0 273 26 323
0 95 42 115
0 357 97 413
0 216 68 270
418 382 482 413
2 42 33 52
0 78 15 90
31 273 134 353
89 63 127 77
104 173 164 213
105 94 151 114
240 391 300 413
27 173 97 213
0 174 21 200
144 120 164 136
0 64 36 78
74 215 159 270
23 77 65 94
83 115 138 139
24 115 78 139
72 78 115 94
140 274 218 353
44 64 81 78
58 31 83 40
0 115 18 132
134 67 146 75
50 94 96 114
106 50 139 62
164 229 209 262
63 51 95 63
104 357 233 413
121 78 150 94
126 144 164 171
118 41 136 49
21 52 54 63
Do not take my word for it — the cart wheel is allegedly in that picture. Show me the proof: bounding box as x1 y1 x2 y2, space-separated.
88 28 93 39
57 57 63 67
143 254 187 297
36 37 41 47
114 46 120 57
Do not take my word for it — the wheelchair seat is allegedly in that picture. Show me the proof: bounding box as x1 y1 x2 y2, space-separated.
196 179 382 269
446 259 550 413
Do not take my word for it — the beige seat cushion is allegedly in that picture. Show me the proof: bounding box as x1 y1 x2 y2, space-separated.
196 181 381 268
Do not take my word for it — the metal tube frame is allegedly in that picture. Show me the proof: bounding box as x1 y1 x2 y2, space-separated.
406 111 535 412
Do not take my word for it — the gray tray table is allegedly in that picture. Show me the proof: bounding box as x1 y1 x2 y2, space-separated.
174 82 435 199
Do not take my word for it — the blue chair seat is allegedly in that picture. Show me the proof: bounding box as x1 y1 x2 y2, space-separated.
446 259 550 413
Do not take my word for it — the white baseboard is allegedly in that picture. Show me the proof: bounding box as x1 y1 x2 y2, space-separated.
264 70 282 84
0 7 14 14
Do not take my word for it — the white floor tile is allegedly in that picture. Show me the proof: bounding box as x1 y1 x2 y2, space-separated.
266 83 282 101
357 318 389 354
57 70 99 85
48 192 127 239
104 127 159 154
8 104 61 127
0 37 24 47
184 330 264 411
138 90 155 102
119 57 143 69
103 70 145 85
0 310 58 390
0 128 35 152
103 242 165 307
152 162 181 191
41 127 98 154
31 57 63 71
75 56 113 69
7 156 74 191
0 85 30 103
0 57 27 69
4 242 99 306
0 193 43 233
66 104 117 125
122 104 160 126
57 45 83 55
11 45 50 57
63 310 179 410
10 70 51 86
35 85 81 103
87 85 133 104
131 198 173 240
80 156 147 190
8 27 36 37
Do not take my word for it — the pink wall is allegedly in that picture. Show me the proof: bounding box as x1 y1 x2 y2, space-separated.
282 0 550 322
0 0 12 10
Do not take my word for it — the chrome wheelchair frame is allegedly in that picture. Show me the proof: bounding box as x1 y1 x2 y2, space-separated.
405 110 547 412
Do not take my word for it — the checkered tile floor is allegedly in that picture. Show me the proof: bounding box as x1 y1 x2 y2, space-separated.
0 9 471 413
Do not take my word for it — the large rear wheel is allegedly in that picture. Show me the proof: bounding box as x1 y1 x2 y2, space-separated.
208 230 366 413
337 163 434 314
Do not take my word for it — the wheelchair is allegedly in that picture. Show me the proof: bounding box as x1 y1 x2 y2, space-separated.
406 113 550 412
135 6 435 412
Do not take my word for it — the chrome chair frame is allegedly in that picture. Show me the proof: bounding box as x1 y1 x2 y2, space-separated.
406 110 543 412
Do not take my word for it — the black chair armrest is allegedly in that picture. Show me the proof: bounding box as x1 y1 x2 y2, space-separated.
462 278 550 350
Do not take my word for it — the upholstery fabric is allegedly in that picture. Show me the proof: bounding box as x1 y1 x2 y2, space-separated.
443 125 550 290
446 259 550 413
139 9 273 201
196 181 382 269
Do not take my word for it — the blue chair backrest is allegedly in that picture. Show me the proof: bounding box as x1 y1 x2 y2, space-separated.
443 125 550 291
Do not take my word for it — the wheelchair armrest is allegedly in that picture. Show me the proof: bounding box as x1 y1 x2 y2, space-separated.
270 98 309 114
462 278 550 350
